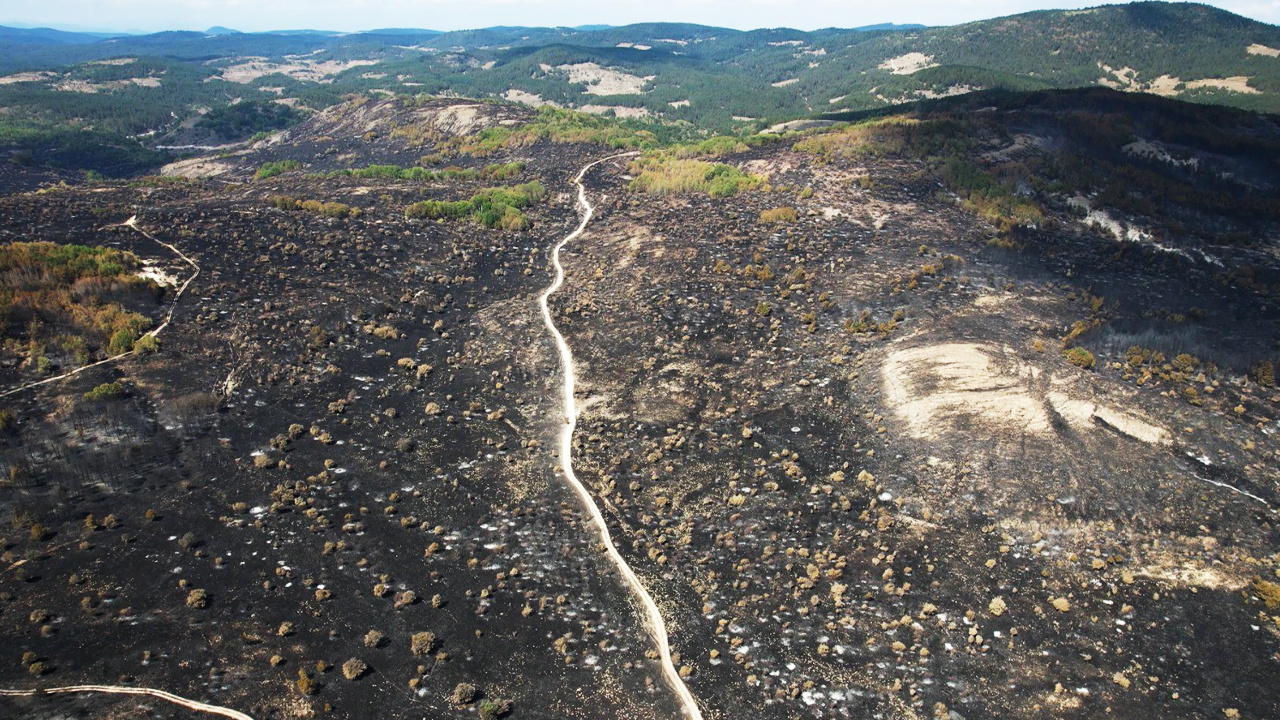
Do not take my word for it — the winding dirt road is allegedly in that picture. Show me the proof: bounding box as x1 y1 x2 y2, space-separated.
1 161 702 719
0 215 199 400
538 152 705 720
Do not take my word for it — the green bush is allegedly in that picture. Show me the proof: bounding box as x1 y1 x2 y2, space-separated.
133 335 159 354
759 207 798 223
107 329 137 355
628 156 760 197
84 382 125 401
1064 347 1095 369
269 196 360 218
405 181 545 230
479 698 512 719
255 160 303 180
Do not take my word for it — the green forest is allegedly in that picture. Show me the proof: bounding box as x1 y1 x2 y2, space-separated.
2 2 1280 176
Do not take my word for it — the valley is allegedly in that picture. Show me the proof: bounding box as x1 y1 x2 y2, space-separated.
4 2 1280 185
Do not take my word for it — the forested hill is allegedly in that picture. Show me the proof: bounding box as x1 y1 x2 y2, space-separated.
1 2 1279 176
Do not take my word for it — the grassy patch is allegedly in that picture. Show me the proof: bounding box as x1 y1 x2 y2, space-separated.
332 161 524 182
255 159 304 180
628 156 760 197
440 107 659 157
405 181 547 231
0 242 156 375
759 207 798 223
269 196 362 218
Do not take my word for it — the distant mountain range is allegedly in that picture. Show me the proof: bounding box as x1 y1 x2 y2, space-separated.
0 2 1278 171
0 25 127 44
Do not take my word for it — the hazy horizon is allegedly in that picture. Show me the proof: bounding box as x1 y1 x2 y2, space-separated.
3 0 1278 35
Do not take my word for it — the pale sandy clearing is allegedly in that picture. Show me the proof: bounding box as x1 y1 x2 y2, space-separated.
1122 138 1199 169
914 84 977 99
1185 76 1259 94
771 78 799 87
1045 392 1170 445
1247 43 1280 57
1097 63 1260 96
883 342 1169 445
217 58 378 84
882 343 1048 439
503 89 558 107
1097 63 1140 89
668 99 690 108
1146 74 1182 96
763 118 836 134
828 95 847 104
429 104 488 135
89 57 136 65
616 42 652 50
137 260 179 287
0 71 56 84
580 104 651 118
54 79 98 93
879 52 937 75
160 156 235 179
542 62 653 95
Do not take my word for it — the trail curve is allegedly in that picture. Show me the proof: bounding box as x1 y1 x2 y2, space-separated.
537 152 705 720
0 684 253 720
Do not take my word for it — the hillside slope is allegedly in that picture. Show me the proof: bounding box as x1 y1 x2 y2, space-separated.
0 89 1277 720
0 0 1278 167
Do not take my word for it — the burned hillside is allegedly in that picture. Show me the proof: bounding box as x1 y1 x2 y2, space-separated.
0 91 1277 720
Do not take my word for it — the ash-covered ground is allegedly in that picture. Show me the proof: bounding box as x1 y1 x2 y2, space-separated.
1 94 1278 720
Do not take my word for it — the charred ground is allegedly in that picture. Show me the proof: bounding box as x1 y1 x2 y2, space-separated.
0 90 1278 720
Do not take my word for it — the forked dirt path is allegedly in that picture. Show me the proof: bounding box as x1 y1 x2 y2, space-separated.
0 215 199 399
538 152 704 720
0 220 245 717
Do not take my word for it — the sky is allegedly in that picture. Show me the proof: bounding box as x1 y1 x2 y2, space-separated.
1 0 1278 34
